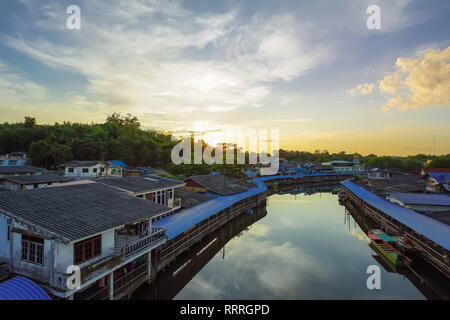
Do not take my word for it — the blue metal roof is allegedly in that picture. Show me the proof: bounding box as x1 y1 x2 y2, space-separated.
388 193 450 206
428 171 450 184
108 160 128 168
0 277 51 300
155 173 350 240
341 180 450 250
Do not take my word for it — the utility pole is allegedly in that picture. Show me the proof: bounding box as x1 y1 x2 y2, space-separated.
433 134 436 155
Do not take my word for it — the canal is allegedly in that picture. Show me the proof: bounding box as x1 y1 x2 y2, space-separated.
134 190 445 299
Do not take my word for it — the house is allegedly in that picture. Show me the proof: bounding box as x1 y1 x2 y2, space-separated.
386 193 450 214
325 160 354 173
0 153 30 167
184 174 256 196
365 170 425 195
368 169 392 180
0 183 170 300
95 175 185 219
0 166 46 178
0 173 72 191
422 168 450 193
58 161 123 178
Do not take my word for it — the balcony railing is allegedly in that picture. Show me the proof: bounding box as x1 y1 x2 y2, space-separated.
116 227 167 258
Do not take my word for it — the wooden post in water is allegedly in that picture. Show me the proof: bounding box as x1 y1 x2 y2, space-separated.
108 272 114 300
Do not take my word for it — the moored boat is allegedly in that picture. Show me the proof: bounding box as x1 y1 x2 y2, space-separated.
368 229 412 267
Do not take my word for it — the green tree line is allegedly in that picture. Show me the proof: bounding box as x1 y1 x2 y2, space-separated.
0 114 177 169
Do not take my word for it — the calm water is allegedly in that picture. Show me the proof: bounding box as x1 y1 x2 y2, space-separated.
171 192 426 299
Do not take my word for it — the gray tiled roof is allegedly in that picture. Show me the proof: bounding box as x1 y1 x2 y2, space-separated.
0 183 170 243
0 166 46 174
95 175 184 194
175 188 213 208
58 160 105 167
0 173 71 185
186 174 256 196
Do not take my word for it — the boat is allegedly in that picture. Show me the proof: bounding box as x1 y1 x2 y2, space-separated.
368 229 412 266
368 229 396 243
338 191 347 204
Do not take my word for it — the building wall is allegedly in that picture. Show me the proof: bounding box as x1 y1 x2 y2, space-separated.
65 164 105 177
368 172 390 179
333 166 354 173
53 229 116 274
11 232 53 285
0 159 27 166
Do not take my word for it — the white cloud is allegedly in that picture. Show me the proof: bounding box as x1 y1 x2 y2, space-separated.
349 83 375 95
4 1 328 124
352 46 450 111
0 60 47 101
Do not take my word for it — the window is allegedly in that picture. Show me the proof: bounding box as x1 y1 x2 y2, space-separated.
161 191 166 206
68 167 74 173
21 235 44 265
74 235 102 264
82 168 89 173
169 189 173 199
93 168 97 173
8 160 17 166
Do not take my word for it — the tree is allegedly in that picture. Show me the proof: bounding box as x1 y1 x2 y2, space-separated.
427 155 450 168
24 116 36 128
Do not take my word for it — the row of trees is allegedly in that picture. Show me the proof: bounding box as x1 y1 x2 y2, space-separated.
0 114 177 169
279 149 450 170
1 116 448 176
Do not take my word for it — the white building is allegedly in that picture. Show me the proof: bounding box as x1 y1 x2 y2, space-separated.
58 161 123 178
0 183 170 300
325 160 354 174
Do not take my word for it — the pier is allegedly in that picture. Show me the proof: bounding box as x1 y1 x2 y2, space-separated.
340 180 450 279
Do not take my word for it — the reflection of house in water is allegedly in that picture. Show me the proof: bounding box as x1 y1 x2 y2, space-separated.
132 206 267 300
343 201 450 300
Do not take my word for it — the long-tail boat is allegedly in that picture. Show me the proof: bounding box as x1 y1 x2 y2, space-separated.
368 229 412 266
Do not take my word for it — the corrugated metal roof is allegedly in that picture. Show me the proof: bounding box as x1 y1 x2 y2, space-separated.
0 277 51 300
186 175 256 196
0 173 71 185
0 183 170 243
341 180 450 250
58 161 105 167
96 175 184 194
388 193 450 206
0 166 46 174
428 171 450 184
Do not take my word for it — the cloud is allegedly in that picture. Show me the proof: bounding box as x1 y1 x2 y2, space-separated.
272 118 313 123
381 46 450 111
349 83 375 95
3 1 328 123
0 60 47 101
350 46 450 111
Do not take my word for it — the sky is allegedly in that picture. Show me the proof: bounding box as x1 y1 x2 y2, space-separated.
0 0 449 156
